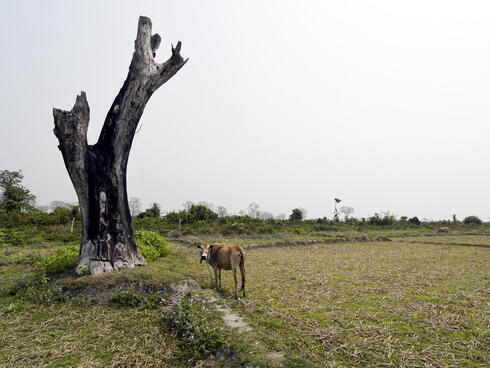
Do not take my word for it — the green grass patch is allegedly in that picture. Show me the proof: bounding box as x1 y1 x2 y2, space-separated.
34 246 78 276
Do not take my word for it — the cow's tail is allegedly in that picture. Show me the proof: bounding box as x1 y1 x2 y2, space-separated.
239 250 246 293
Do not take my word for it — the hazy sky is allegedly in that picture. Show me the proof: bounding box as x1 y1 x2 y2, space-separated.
1 0 489 220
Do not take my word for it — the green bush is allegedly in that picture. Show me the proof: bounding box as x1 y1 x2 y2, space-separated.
0 229 18 246
463 216 482 224
368 212 397 226
137 242 160 261
0 229 29 246
135 231 171 260
408 216 421 225
34 246 79 276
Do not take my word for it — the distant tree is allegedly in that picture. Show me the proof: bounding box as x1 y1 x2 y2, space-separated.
53 207 76 224
164 210 188 224
275 213 286 220
183 201 194 211
259 211 274 220
339 206 354 221
0 170 36 213
49 200 72 211
216 206 228 218
70 205 81 220
463 216 482 225
452 214 457 223
299 207 308 219
238 210 246 216
51 207 73 224
333 198 341 221
289 208 304 221
148 203 161 218
36 205 49 213
248 203 260 218
368 212 396 226
399 216 408 222
188 204 218 222
128 196 142 217
408 216 421 225
138 203 161 219
198 201 215 211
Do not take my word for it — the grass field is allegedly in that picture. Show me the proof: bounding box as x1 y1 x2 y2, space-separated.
1 233 489 367
239 239 489 367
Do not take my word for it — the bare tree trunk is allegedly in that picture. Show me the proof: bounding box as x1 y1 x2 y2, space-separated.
53 16 187 275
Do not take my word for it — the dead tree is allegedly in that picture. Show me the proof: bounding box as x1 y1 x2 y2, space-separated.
53 16 187 275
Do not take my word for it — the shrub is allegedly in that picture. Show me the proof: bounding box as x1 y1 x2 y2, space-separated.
408 216 421 225
368 212 396 226
137 202 162 219
34 246 79 276
0 229 24 246
162 293 226 355
187 205 218 222
463 216 482 225
289 208 304 221
135 231 171 260
137 242 160 261
164 210 188 224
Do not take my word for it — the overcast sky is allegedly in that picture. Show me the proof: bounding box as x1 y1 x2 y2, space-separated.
1 0 489 220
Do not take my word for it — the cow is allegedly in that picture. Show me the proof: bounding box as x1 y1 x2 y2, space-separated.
197 243 246 298
437 226 449 234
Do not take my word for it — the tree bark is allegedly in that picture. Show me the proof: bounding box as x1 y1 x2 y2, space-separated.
53 16 187 275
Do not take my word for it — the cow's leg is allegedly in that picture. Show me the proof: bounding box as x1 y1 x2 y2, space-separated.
232 267 238 298
213 267 219 290
240 262 246 297
218 268 222 288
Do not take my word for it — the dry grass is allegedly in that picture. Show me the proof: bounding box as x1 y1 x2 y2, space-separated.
403 235 490 248
1 235 489 367
221 238 490 367
0 300 180 367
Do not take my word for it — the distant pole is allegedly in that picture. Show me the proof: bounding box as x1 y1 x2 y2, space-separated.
70 217 75 234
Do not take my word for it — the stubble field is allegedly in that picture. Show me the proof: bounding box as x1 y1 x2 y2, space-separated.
1 233 489 367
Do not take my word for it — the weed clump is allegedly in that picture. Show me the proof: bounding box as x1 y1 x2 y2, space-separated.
162 293 226 355
110 291 143 308
135 231 171 261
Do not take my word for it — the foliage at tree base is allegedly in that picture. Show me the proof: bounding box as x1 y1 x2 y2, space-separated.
135 230 171 261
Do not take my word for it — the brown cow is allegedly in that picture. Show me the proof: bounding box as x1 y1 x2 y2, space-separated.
437 226 449 234
198 243 246 297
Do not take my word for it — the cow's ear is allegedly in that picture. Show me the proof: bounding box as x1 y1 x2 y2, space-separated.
209 244 214 249
196 244 202 249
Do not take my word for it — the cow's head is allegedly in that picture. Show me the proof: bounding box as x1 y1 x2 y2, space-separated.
197 243 213 264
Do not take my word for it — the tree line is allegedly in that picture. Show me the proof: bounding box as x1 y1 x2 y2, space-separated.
0 169 484 230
